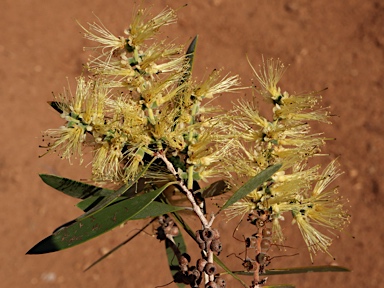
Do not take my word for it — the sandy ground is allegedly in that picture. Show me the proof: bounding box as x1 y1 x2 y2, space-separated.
1 0 383 287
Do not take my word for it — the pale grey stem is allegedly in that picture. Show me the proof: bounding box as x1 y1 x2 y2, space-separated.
156 151 210 228
156 151 215 283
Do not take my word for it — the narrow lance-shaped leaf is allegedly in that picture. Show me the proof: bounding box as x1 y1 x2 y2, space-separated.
179 35 198 86
77 195 186 219
200 179 232 198
39 174 113 199
166 229 187 288
26 182 176 254
76 157 156 221
232 265 350 276
84 218 157 271
48 101 64 114
220 164 282 211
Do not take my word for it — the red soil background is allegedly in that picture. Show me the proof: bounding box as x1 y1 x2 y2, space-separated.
1 0 383 287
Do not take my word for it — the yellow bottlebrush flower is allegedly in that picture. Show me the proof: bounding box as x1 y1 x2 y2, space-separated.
139 71 186 108
305 188 349 231
138 42 185 75
235 100 269 132
292 211 333 261
79 19 127 64
127 7 177 48
193 70 241 100
225 198 257 221
249 57 286 102
123 147 147 182
42 124 86 164
273 91 330 123
92 130 127 182
269 165 320 203
273 145 319 170
313 159 343 196
271 211 285 244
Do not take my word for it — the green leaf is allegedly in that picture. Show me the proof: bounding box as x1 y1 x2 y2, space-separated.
166 229 187 288
201 180 232 198
232 265 350 276
48 101 64 114
76 157 156 221
84 218 157 271
220 164 282 211
26 183 175 254
179 35 198 85
132 202 186 220
186 35 198 71
39 174 113 199
77 196 185 218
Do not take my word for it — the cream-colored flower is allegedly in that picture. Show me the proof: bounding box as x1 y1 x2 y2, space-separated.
193 70 241 100
42 124 86 164
249 56 286 101
292 211 333 262
127 8 177 48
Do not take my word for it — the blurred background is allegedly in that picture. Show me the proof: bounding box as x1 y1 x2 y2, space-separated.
1 0 383 287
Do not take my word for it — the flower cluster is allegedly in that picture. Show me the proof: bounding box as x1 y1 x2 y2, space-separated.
41 7 240 186
226 58 349 261
40 7 349 265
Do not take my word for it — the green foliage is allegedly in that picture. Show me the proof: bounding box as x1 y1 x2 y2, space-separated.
220 164 282 211
27 182 175 254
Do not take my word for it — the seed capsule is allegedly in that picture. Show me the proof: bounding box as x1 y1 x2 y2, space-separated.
210 239 222 255
262 227 272 238
256 253 268 265
196 259 208 272
205 281 218 288
215 277 226 288
260 239 271 252
204 263 216 275
201 228 214 241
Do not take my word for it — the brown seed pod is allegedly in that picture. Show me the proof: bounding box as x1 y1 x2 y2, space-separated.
204 263 216 276
245 236 257 248
210 239 222 255
196 230 205 244
201 228 214 241
196 259 208 272
260 239 271 252
179 253 190 272
189 267 201 279
173 271 190 284
214 277 226 288
262 227 272 238
205 281 218 288
256 252 269 265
